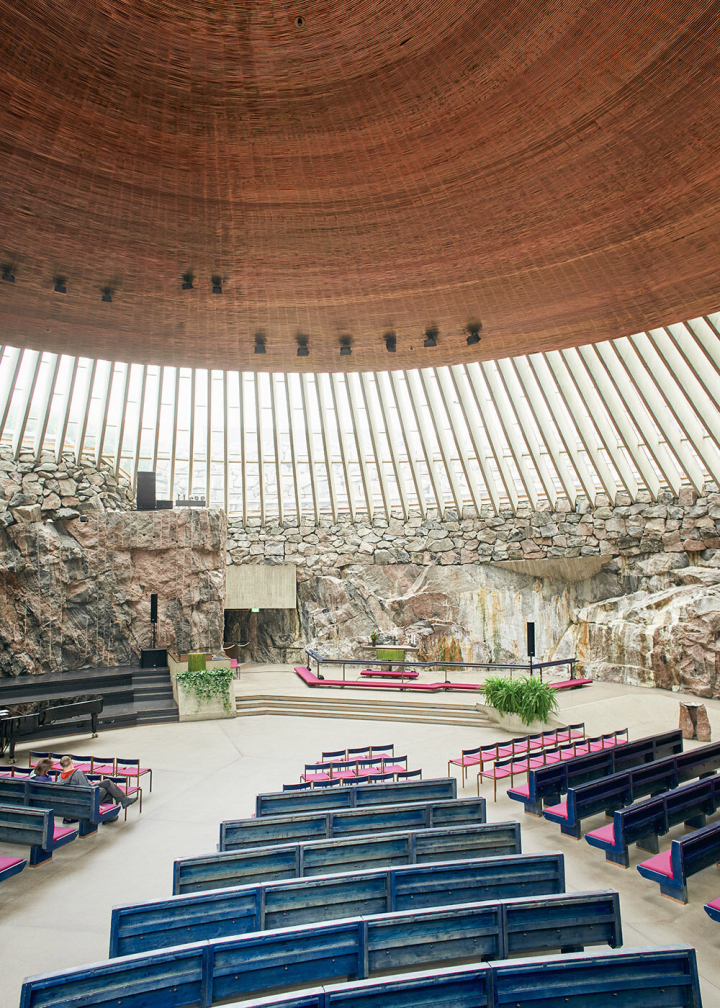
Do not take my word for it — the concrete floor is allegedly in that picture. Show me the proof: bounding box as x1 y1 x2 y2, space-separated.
1 674 719 1008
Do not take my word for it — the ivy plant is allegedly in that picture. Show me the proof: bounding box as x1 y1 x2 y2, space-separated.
176 668 234 713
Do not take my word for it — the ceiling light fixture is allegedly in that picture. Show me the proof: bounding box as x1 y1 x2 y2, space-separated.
181 272 194 290
211 275 222 294
53 276 67 294
385 332 397 353
466 321 482 345
423 326 439 348
339 335 352 356
296 334 309 357
1 265 15 283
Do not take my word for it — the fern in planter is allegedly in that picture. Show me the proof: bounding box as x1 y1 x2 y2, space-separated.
176 668 234 713
483 675 559 725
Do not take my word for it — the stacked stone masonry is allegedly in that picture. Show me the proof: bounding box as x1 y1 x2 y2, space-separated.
226 484 720 580
0 446 134 524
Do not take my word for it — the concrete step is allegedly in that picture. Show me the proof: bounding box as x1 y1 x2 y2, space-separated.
236 694 493 728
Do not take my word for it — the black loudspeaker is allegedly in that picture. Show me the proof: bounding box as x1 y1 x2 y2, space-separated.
526 622 536 658
150 594 158 624
140 648 167 668
155 499 174 509
137 471 156 511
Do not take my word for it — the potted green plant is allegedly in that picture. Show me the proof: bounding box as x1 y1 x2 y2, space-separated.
174 652 235 721
480 675 560 731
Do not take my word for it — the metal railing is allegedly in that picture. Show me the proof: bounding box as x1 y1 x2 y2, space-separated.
305 648 577 684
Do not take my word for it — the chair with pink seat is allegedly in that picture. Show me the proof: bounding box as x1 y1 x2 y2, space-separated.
329 759 359 781
114 758 153 792
86 773 142 817
301 762 332 783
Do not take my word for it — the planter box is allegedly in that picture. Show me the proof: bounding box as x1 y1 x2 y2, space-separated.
476 704 564 734
175 680 236 722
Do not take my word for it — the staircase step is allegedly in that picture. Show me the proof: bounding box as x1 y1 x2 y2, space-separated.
235 694 492 728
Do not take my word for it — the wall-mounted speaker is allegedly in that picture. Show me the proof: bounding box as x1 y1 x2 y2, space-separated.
526 621 536 658
137 471 156 511
150 593 158 624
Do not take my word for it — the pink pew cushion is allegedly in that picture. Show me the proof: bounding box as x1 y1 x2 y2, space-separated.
53 825 77 841
0 855 25 870
707 897 720 911
507 783 530 797
99 803 121 813
544 801 568 819
586 823 615 844
638 849 673 877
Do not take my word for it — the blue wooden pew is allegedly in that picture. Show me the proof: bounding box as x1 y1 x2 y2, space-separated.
219 797 486 851
23 945 701 1008
174 820 522 894
586 774 720 866
0 853 26 884
255 777 456 817
636 820 720 902
21 890 622 1008
706 897 720 923
544 744 720 839
507 728 684 816
0 803 78 866
0 776 121 837
111 852 566 956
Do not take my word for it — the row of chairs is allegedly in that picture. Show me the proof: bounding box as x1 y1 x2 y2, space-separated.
320 744 394 761
302 754 411 781
0 765 143 815
28 751 153 790
284 769 422 790
448 724 587 784
477 730 630 800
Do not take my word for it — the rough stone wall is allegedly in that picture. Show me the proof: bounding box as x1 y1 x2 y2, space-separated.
0 447 134 525
0 509 226 675
226 484 720 577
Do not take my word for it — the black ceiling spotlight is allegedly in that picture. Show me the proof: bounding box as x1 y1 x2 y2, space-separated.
296 334 309 357
254 331 266 354
339 334 352 356
385 331 397 353
53 275 67 294
1 264 15 283
100 284 113 303
211 274 222 294
423 325 439 348
181 272 194 290
466 320 482 346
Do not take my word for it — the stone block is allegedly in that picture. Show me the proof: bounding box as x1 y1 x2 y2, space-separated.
12 504 42 522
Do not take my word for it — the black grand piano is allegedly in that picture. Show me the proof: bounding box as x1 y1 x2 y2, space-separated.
0 698 103 762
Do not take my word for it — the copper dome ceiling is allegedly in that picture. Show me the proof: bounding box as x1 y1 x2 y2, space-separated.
1 0 719 372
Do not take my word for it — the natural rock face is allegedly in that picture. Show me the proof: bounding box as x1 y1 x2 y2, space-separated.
557 567 720 698
227 561 624 668
0 447 133 525
0 509 226 675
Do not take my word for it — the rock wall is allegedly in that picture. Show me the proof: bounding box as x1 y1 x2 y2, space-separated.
0 509 226 675
0 447 134 524
225 483 720 697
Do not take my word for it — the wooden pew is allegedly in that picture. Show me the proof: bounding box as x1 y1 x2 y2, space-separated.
506 729 684 816
21 945 701 1008
23 891 621 1008
0 777 121 837
586 774 720 866
174 821 521 894
255 777 456 817
110 852 566 957
705 897 720 923
544 743 720 839
219 797 486 851
0 854 26 884
0 803 77 867
637 820 720 902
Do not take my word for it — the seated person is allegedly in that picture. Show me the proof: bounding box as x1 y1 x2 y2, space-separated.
29 757 54 782
57 755 138 812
